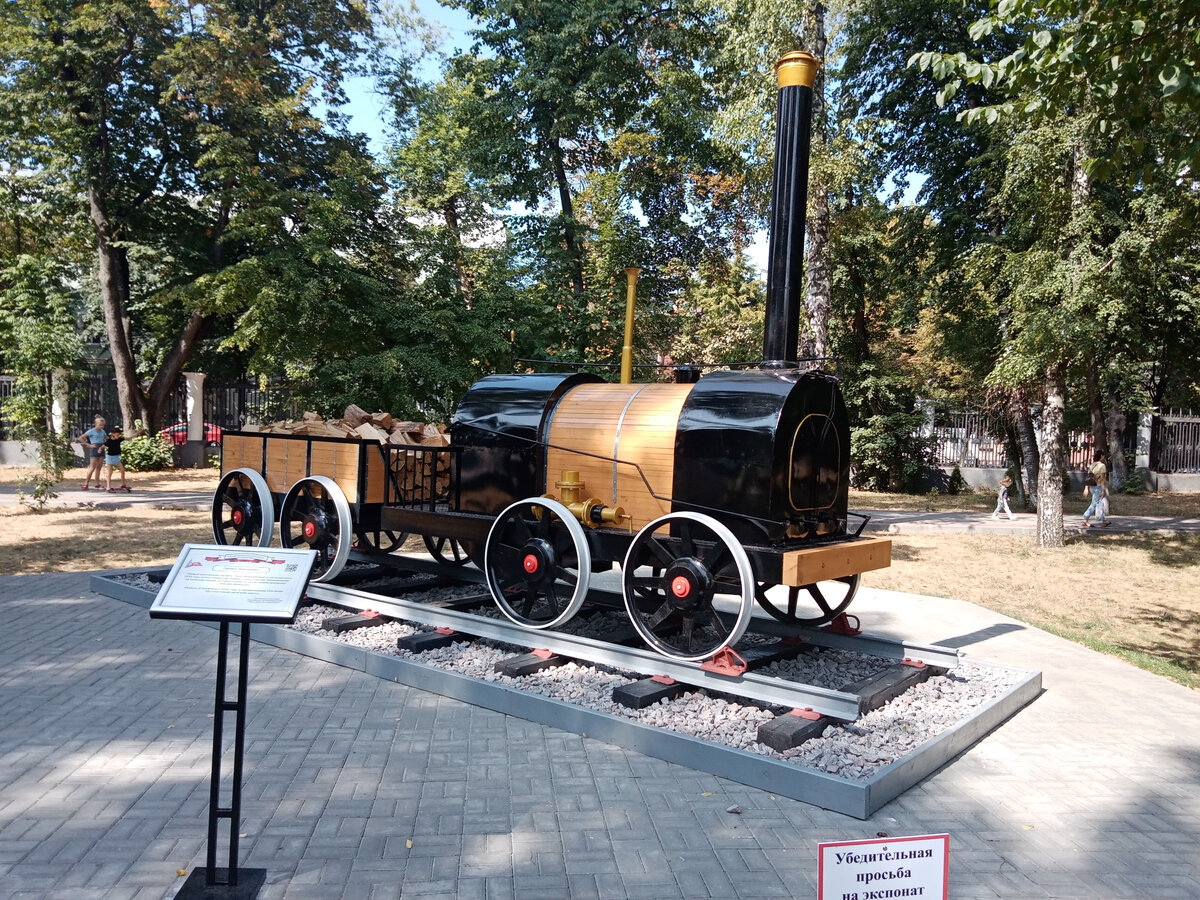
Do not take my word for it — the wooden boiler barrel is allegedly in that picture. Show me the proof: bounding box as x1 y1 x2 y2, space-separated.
544 382 693 530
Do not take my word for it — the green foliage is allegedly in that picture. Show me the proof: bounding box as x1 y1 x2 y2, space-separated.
948 465 966 495
911 0 1200 180
121 433 175 472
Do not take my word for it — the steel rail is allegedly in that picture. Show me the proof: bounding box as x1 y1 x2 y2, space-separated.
306 582 866 721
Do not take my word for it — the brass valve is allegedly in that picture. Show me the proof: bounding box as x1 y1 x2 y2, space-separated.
549 471 631 530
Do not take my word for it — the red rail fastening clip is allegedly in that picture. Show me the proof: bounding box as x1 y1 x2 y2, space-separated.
901 657 927 669
650 675 677 685
360 610 382 619
820 612 862 635
789 707 822 720
530 648 555 659
700 648 749 676
434 627 456 635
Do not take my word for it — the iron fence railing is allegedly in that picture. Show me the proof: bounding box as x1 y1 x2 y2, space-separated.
0 375 16 440
929 408 1136 471
1153 410 1200 474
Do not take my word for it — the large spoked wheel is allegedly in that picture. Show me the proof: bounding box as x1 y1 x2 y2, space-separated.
357 527 407 554
424 534 472 567
622 512 754 662
280 476 353 582
484 498 591 629
755 574 861 628
212 468 275 547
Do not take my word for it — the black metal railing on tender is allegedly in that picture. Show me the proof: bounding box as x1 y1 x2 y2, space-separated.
1153 410 1200 474
377 443 460 512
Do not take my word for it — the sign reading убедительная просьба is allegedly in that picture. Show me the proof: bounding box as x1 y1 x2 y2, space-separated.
819 833 948 900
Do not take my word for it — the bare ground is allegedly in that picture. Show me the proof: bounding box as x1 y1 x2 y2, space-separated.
3 468 1197 687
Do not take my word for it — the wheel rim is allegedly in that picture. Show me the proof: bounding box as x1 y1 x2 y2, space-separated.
423 534 471 566
280 476 352 582
754 574 861 627
484 497 591 629
212 468 274 548
622 512 754 662
357 528 407 554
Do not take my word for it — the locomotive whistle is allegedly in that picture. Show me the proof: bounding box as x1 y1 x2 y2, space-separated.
620 267 641 384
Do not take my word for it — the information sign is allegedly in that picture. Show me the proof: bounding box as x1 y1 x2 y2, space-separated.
149 543 317 622
818 833 949 900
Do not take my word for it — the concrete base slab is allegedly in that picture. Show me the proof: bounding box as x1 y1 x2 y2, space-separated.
92 570 1042 820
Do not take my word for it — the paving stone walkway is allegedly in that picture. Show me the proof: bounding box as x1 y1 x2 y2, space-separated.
2 571 1200 899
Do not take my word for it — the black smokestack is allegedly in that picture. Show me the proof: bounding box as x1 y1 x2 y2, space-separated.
762 50 819 367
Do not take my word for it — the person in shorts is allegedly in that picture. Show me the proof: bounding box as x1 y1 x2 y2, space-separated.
79 416 107 490
103 425 131 492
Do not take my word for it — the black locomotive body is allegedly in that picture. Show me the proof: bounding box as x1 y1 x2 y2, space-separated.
213 50 891 663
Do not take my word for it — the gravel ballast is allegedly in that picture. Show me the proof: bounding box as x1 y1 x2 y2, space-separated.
121 573 1024 781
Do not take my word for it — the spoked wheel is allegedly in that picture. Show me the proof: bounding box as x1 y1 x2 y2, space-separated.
280 476 353 582
424 534 472 567
212 468 275 547
622 512 754 662
357 528 407 554
484 497 591 629
754 574 861 627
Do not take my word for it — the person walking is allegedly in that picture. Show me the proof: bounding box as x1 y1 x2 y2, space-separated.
78 415 107 490
992 476 1015 520
1082 448 1110 527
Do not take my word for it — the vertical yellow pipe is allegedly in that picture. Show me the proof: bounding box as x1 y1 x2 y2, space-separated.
620 267 641 384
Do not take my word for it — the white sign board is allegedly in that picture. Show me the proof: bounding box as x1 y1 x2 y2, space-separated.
149 544 317 622
818 833 948 900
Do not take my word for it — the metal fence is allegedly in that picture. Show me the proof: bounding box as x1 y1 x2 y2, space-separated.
1153 410 1200 473
204 381 304 431
929 408 1123 471
0 375 16 440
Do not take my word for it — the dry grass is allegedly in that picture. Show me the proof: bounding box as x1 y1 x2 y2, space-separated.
1 465 218 491
867 532 1200 687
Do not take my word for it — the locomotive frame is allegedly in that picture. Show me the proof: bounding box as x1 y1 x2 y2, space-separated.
210 49 893 664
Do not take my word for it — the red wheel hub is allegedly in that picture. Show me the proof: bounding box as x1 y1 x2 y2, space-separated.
523 554 539 574
304 521 317 539
232 509 244 526
671 576 691 598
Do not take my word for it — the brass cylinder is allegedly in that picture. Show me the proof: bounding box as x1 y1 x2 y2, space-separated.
775 50 819 89
620 268 641 384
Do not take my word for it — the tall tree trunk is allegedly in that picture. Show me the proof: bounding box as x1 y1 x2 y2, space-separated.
1085 360 1106 455
1105 391 1128 490
1012 395 1040 509
444 196 474 307
800 1 830 361
90 188 145 432
1036 364 1068 547
550 139 585 299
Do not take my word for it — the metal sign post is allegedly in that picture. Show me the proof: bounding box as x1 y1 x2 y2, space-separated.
151 544 317 899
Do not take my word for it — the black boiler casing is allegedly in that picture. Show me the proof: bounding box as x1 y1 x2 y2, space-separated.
671 369 850 544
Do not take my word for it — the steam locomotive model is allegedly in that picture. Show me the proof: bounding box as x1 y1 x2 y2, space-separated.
212 51 891 662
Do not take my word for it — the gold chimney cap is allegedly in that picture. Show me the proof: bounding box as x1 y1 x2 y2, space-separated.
775 50 819 89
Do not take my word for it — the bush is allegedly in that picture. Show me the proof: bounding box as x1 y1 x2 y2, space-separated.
850 411 937 492
122 433 175 471
947 465 966 495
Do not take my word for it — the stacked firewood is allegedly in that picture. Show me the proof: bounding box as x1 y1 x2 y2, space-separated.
243 405 452 501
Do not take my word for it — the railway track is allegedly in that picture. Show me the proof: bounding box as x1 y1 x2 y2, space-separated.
301 560 964 749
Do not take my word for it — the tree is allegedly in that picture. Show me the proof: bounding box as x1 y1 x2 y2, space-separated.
916 0 1200 180
0 0 378 432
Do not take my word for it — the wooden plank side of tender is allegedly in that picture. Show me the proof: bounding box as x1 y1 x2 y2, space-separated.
779 536 892 587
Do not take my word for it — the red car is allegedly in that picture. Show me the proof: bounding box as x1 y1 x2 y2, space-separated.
160 422 222 446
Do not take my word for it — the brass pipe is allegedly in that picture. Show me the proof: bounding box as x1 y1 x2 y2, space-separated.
620 267 641 384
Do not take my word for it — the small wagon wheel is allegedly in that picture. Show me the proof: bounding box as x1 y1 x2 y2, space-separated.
423 534 472 566
357 528 408 554
280 476 353 582
484 497 591 629
621 512 754 662
754 574 861 628
212 468 275 548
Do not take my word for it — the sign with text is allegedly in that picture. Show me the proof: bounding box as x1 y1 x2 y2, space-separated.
149 544 317 622
818 833 949 900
